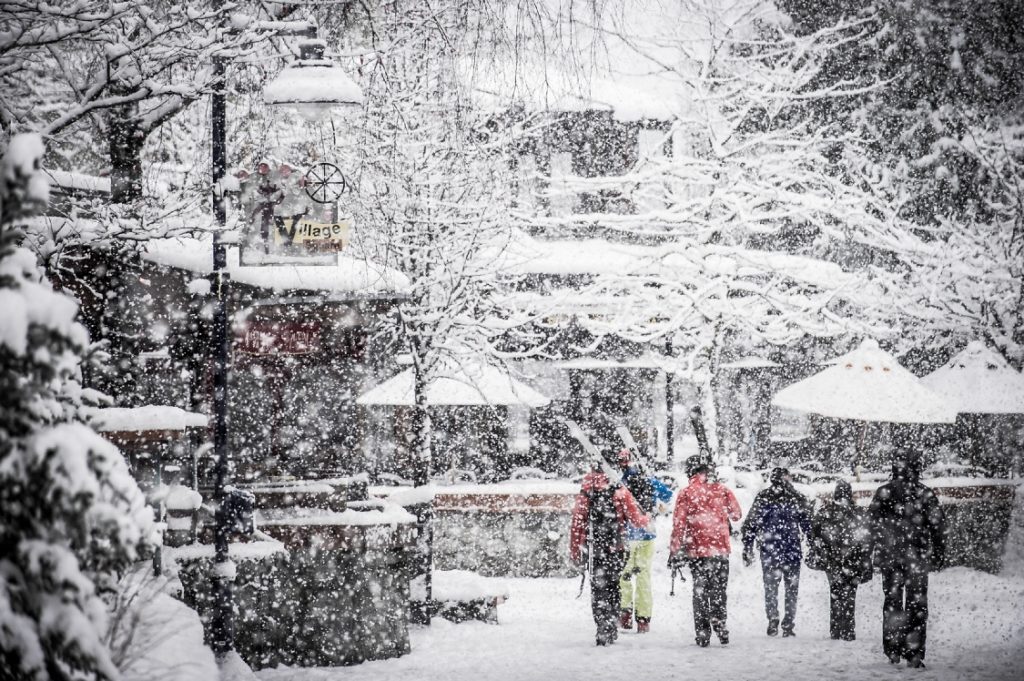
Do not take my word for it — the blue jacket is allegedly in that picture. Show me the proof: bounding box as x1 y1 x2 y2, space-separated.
742 483 812 567
622 467 673 541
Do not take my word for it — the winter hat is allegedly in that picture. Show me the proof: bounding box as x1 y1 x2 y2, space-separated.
833 479 853 504
685 455 709 478
770 467 790 486
617 448 632 467
891 454 922 483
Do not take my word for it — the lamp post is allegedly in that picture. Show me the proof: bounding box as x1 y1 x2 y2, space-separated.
208 35 362 658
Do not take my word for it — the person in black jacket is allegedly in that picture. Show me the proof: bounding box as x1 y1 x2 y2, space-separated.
741 468 812 637
868 455 945 669
569 464 650 646
809 480 873 641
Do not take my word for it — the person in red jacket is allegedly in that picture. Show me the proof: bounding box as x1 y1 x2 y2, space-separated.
668 455 743 647
570 463 650 646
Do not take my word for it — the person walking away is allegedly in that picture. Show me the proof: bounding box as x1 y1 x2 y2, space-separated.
869 454 945 669
667 455 742 647
616 448 674 633
809 479 873 640
570 461 650 646
742 467 812 637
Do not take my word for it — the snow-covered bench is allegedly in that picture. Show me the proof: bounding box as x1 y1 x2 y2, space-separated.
423 570 510 623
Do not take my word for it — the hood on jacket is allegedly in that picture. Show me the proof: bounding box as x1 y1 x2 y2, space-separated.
891 455 922 485
762 467 805 506
833 479 854 505
685 454 711 478
770 467 790 487
581 470 613 493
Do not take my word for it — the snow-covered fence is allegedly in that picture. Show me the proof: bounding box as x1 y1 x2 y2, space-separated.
811 480 1017 573
383 482 579 578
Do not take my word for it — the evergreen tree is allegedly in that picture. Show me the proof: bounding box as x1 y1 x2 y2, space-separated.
0 135 155 680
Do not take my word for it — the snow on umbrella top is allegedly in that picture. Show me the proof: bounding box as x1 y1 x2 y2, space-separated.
921 341 1024 414
356 362 550 408
771 339 958 424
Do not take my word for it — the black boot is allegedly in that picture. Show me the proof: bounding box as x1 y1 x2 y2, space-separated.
767 619 779 637
712 619 729 645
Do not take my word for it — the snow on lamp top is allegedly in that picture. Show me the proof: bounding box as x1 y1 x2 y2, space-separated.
922 341 1024 414
263 39 363 121
772 338 958 424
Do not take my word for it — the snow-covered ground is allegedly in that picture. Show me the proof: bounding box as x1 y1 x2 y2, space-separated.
258 511 1024 681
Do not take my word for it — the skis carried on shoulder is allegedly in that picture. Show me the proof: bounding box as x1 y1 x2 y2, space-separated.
564 419 623 486
615 424 655 473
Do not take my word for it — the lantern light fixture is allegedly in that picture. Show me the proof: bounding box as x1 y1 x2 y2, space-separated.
263 39 363 121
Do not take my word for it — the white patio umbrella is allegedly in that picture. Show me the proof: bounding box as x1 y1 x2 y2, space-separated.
922 341 1024 474
772 339 957 424
356 361 550 408
921 341 1024 414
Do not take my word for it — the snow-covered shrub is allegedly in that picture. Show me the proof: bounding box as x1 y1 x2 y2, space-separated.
0 135 157 680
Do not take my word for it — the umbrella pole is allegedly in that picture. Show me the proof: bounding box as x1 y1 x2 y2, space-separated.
854 421 867 482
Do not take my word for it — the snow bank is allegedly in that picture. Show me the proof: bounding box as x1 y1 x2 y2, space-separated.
109 572 218 681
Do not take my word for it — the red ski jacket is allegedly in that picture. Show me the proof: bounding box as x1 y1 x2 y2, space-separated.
569 471 649 565
669 473 742 558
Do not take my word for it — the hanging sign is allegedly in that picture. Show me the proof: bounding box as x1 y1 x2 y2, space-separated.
272 217 351 248
234 160 354 265
237 321 322 356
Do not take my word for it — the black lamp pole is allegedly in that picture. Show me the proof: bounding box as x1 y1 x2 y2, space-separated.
204 16 353 655
209 48 234 656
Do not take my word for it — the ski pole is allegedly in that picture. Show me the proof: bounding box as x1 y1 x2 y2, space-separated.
670 567 676 596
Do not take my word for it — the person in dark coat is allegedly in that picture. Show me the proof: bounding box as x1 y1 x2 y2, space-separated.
809 480 873 640
742 467 812 637
570 463 650 646
868 455 945 668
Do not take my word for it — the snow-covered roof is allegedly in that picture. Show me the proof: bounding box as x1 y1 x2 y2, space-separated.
357 361 551 408
143 235 410 297
89 405 208 432
772 339 958 424
922 341 1024 414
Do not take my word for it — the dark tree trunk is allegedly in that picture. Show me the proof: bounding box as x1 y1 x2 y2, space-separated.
409 360 433 625
109 110 144 205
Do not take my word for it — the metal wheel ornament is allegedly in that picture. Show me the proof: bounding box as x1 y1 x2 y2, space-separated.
303 162 349 204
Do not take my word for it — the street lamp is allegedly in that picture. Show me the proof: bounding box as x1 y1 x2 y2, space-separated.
208 33 363 658
264 39 364 121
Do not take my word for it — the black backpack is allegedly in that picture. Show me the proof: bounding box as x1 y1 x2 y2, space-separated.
587 486 626 572
625 471 656 514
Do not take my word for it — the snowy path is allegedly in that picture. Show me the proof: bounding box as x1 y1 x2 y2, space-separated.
259 517 1024 681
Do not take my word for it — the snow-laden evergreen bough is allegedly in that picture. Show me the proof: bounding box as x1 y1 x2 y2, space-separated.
0 135 157 681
